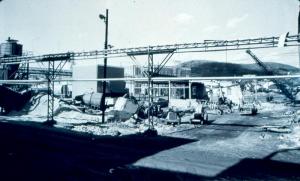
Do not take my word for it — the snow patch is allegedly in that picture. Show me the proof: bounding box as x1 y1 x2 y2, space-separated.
259 102 287 112
276 125 300 149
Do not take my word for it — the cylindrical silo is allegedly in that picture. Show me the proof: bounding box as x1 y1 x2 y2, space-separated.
0 37 23 80
0 37 23 58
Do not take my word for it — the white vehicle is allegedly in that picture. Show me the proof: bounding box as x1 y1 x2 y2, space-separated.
165 111 181 125
239 102 258 115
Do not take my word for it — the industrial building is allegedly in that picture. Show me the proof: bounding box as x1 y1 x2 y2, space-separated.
125 65 191 78
125 65 194 99
72 64 126 98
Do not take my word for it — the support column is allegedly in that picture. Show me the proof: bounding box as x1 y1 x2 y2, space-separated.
45 59 56 126
147 49 154 130
254 80 258 101
26 59 29 80
131 80 134 96
189 81 192 99
168 81 171 100
42 55 71 126
183 84 186 99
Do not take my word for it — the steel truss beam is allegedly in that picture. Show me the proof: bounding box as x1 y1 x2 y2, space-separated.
1 34 300 64
17 67 72 77
7 60 29 80
154 51 174 76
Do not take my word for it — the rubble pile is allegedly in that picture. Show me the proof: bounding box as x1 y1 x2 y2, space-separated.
71 117 195 136
2 78 300 140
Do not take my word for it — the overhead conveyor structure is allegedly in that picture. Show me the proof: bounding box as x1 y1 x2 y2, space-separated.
0 34 300 126
1 34 300 64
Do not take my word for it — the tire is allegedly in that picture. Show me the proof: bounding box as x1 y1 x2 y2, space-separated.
251 108 258 115
225 109 232 114
217 109 223 115
204 113 208 122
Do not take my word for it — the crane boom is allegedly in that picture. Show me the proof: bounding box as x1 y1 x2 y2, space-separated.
246 49 294 101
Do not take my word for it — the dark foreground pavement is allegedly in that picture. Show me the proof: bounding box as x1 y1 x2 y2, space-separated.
1 120 300 181
0 120 197 180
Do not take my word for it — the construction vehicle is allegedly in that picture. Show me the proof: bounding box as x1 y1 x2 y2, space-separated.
238 101 258 115
246 49 295 101
190 101 209 124
205 83 237 115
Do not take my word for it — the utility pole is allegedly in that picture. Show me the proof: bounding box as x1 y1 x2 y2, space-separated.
99 9 108 123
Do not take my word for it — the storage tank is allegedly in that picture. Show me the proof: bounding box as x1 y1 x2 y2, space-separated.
0 37 23 58
82 92 103 108
0 38 22 80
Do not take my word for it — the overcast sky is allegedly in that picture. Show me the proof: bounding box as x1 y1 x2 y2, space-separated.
0 0 299 67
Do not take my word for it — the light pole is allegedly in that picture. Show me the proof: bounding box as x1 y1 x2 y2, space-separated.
99 9 108 123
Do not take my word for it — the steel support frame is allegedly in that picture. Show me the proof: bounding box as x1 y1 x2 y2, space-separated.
1 34 300 64
153 51 174 76
45 59 56 125
44 57 71 126
18 67 72 77
147 51 154 129
146 49 175 130
1 34 299 127
8 61 27 80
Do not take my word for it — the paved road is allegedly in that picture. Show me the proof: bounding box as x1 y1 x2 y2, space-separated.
0 109 300 180
0 120 195 180
131 111 300 180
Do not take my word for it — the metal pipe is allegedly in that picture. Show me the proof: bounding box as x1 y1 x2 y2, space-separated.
53 74 300 82
1 74 300 85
